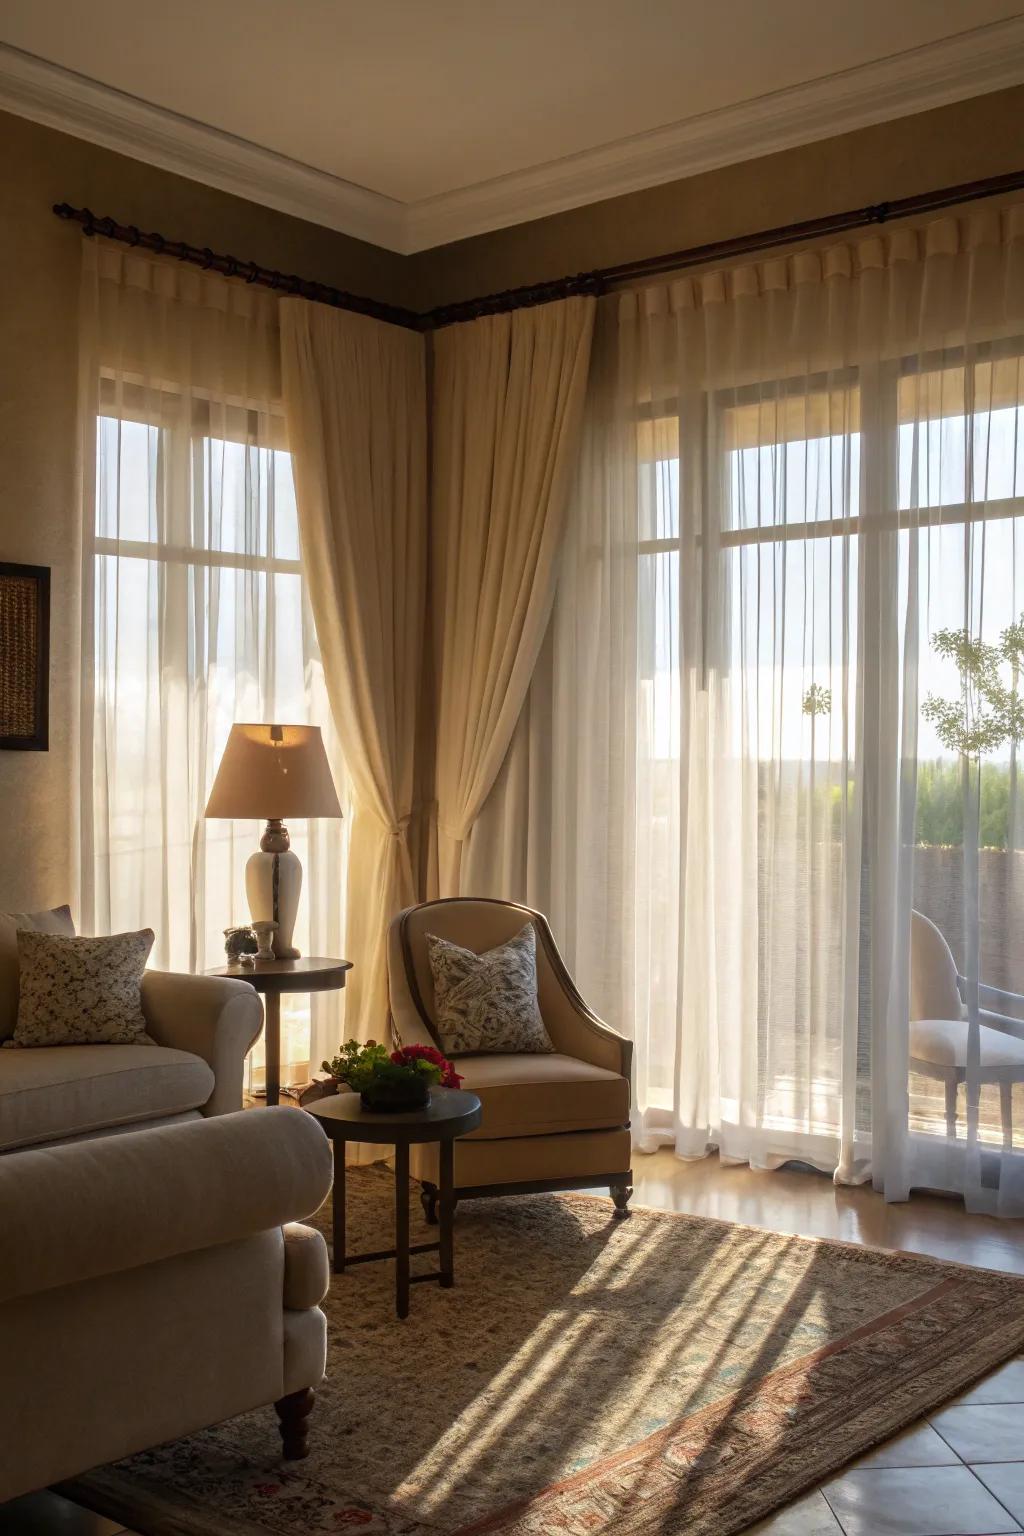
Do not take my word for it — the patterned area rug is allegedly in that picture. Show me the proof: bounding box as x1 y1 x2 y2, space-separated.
65 1166 1024 1536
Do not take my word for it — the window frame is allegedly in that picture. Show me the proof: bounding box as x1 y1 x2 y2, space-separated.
637 344 1024 570
94 377 301 579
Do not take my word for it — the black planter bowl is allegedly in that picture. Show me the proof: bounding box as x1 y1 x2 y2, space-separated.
360 1079 431 1113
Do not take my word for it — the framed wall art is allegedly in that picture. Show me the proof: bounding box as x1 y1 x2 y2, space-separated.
0 562 50 751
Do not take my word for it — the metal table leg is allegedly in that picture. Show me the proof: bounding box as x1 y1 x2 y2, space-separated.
439 1138 455 1288
263 991 281 1106
395 1141 410 1319
332 1140 346 1273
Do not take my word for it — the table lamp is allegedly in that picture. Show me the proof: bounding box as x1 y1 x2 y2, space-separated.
205 724 342 959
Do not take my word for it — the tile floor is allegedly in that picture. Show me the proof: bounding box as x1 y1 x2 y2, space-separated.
5 1150 1023 1536
640 1151 1024 1534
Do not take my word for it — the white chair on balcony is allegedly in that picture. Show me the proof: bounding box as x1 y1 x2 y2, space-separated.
910 909 1024 1150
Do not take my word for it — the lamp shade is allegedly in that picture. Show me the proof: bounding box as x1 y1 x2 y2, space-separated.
204 724 342 821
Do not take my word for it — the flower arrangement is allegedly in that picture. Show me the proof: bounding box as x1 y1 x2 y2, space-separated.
322 1039 462 1112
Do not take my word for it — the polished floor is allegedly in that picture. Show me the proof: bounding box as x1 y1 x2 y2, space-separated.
5 1149 1023 1536
633 1152 1024 1535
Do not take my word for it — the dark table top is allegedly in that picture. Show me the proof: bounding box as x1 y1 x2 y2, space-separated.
205 956 352 993
306 1087 483 1144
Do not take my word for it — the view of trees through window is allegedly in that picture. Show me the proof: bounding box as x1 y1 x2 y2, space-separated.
916 761 1018 850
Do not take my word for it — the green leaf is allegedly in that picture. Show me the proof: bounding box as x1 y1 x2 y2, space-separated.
923 616 1024 758
802 683 832 717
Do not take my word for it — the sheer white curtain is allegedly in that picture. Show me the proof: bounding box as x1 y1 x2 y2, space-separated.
476 204 1024 1215
79 238 348 1078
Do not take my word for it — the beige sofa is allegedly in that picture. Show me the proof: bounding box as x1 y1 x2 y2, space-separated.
0 1106 333 1503
0 907 263 1152
387 898 633 1217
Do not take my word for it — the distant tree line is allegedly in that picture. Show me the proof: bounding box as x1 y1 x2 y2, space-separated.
804 762 1017 849
915 760 1017 849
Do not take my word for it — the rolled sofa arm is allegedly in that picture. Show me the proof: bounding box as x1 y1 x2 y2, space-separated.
142 970 263 1115
282 1221 330 1309
0 1107 332 1305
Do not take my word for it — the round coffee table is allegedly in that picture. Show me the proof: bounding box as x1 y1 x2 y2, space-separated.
307 1087 482 1319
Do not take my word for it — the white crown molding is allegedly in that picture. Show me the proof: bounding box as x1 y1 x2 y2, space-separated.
1 20 1024 258
405 16 1024 252
0 43 406 252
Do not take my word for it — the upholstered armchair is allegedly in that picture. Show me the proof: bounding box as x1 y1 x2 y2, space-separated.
387 898 633 1217
0 1106 333 1503
910 908 1024 1148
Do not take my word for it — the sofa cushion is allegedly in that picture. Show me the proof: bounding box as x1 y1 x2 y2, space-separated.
456 1052 629 1140
0 1044 215 1151
0 905 75 1042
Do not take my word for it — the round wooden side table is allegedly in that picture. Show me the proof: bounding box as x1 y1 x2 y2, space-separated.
205 956 352 1107
306 1087 482 1319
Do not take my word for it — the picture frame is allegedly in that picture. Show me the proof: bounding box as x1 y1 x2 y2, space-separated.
0 562 50 751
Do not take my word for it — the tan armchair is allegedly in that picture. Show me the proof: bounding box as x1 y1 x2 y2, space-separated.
387 898 633 1218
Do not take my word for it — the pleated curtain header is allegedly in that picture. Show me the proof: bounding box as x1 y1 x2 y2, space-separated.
619 205 1024 319
84 237 283 403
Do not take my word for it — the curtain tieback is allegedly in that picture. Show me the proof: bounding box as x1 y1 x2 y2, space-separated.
387 814 413 839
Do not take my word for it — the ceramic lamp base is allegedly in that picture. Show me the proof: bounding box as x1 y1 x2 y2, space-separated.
245 826 302 958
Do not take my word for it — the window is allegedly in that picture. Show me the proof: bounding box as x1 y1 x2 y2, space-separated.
87 377 346 1086
638 349 1024 1149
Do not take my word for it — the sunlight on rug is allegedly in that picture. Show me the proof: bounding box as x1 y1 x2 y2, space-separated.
65 1164 1024 1536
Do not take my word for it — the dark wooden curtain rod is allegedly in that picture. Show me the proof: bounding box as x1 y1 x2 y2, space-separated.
429 168 1024 325
54 168 1024 332
52 202 423 331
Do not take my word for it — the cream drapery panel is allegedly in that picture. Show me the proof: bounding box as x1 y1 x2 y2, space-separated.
281 299 427 1041
431 296 595 894
473 204 1024 1216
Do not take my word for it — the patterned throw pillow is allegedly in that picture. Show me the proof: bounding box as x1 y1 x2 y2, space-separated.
0 905 75 1041
8 929 155 1047
426 924 554 1056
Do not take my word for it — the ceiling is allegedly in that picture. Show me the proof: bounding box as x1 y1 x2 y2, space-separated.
1 1 1023 252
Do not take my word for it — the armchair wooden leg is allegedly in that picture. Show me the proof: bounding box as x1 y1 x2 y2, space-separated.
1000 1082 1013 1152
945 1079 959 1141
420 1181 439 1225
275 1387 314 1460
611 1179 633 1219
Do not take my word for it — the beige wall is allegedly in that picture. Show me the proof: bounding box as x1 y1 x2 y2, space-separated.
2 84 1023 913
0 109 410 912
408 85 1024 310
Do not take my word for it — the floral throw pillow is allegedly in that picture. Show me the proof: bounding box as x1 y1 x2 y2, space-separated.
0 905 75 1041
426 924 554 1056
8 929 155 1047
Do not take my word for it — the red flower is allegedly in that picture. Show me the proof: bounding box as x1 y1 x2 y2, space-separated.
391 1042 463 1088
